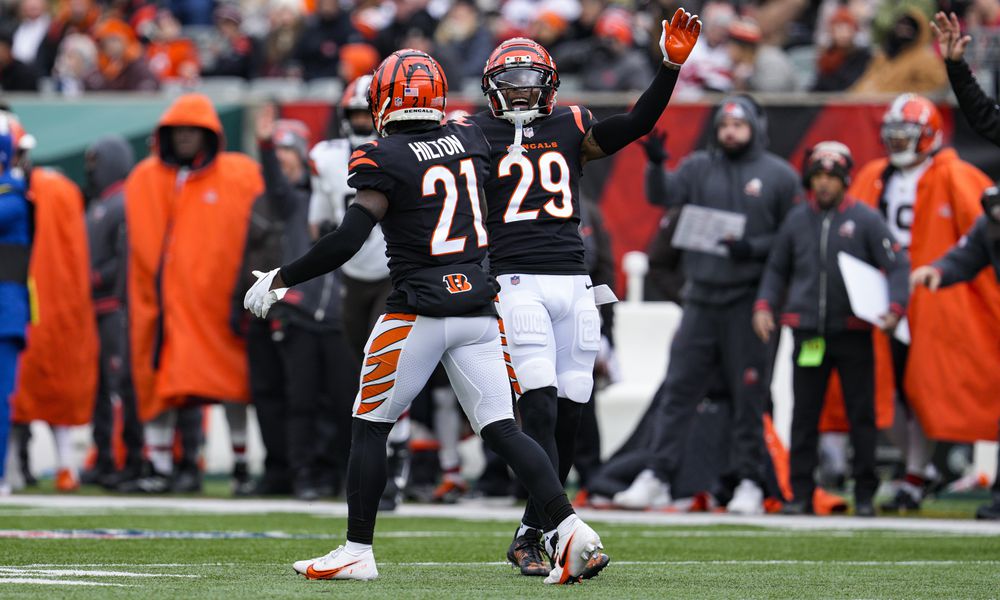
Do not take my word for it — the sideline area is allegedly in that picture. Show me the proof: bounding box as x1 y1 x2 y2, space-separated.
3 494 998 535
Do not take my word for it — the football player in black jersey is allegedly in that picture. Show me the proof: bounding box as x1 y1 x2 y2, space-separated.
244 50 609 585
468 8 701 576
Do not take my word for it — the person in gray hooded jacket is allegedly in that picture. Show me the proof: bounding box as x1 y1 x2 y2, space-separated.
754 141 909 517
614 94 801 514
81 134 144 489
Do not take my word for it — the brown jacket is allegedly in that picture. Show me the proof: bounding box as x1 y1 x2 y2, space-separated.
850 8 947 95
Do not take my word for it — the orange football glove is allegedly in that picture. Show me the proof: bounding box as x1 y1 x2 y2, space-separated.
660 8 702 68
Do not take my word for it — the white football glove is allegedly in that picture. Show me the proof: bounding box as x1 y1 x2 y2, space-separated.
244 268 288 318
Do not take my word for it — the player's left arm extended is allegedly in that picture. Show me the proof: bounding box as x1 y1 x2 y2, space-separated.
277 189 387 288
582 8 701 162
933 216 992 288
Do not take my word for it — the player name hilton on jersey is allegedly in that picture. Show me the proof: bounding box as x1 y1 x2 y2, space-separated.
408 135 466 162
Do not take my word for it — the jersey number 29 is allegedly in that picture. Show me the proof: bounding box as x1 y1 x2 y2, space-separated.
423 158 489 256
499 151 573 223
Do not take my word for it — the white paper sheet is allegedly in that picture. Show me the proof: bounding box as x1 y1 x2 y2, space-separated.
671 205 747 256
837 252 910 345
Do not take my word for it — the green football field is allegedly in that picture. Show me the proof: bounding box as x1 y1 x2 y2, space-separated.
1 495 999 599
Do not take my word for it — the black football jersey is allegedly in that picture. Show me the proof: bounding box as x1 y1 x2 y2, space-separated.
348 122 492 304
471 105 596 275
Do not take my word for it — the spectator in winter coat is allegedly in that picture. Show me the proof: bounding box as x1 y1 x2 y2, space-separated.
85 19 159 91
124 94 263 493
0 24 39 91
850 7 946 95
812 7 871 92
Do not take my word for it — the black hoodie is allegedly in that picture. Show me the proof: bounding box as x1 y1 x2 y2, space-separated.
85 135 134 314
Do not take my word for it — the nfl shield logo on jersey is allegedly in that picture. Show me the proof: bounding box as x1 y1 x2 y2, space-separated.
511 275 520 285
523 127 534 139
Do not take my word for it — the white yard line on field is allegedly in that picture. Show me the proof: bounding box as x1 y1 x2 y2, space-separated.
0 567 199 578
0 578 130 587
2 494 998 535
381 560 1000 567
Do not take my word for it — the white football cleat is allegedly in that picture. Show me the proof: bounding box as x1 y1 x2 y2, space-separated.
727 479 764 515
292 546 379 581
613 469 671 509
544 519 609 585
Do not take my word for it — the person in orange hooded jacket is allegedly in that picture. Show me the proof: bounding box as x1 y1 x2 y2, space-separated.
848 93 1000 512
9 115 99 493
124 94 263 492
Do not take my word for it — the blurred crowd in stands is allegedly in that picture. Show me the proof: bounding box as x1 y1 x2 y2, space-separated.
0 0 997 95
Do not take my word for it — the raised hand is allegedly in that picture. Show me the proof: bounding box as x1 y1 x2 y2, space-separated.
930 11 971 62
660 8 702 68
255 103 277 141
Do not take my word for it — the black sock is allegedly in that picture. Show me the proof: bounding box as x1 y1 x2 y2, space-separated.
516 387 558 530
555 397 584 485
481 419 574 530
346 418 393 545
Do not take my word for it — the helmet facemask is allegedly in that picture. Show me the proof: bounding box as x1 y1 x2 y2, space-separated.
342 107 376 147
484 65 557 126
881 121 927 168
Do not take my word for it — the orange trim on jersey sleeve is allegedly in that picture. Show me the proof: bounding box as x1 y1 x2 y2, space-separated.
349 158 379 169
568 105 585 134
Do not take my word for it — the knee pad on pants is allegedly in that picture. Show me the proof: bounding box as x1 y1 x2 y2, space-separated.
514 358 556 392
558 370 594 404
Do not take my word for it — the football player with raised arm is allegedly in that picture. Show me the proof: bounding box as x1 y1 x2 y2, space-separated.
468 8 701 576
244 50 609 585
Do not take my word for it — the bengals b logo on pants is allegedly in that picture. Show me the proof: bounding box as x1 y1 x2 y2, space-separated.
443 273 472 294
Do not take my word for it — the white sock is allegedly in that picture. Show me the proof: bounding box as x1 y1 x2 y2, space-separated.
516 523 537 538
52 426 74 471
146 411 176 475
345 541 372 555
555 514 581 543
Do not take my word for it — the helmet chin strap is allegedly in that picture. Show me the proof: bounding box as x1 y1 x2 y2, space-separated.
508 110 527 157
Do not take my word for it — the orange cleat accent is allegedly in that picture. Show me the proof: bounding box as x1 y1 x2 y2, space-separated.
55 468 80 492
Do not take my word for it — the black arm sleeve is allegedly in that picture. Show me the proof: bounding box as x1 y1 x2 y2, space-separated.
259 141 298 220
946 59 1000 146
590 65 680 155
279 203 377 287
935 216 992 287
